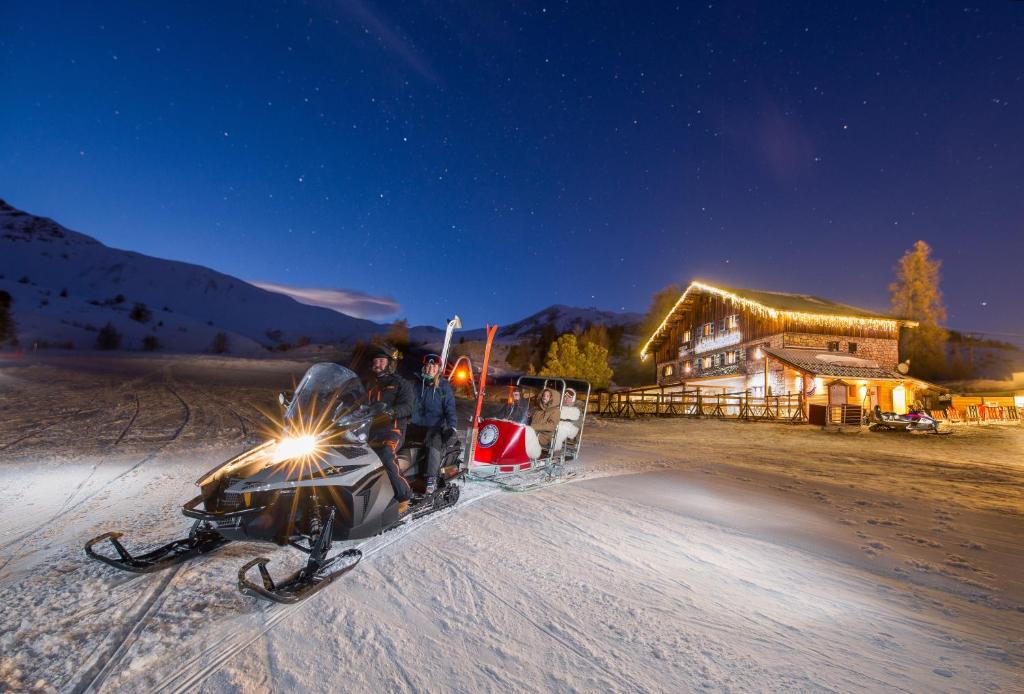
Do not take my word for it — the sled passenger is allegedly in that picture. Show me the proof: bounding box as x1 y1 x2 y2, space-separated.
529 387 561 449
554 387 582 452
499 388 530 423
365 345 416 509
409 353 458 495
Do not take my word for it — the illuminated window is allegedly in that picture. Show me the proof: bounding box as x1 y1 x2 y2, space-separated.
684 360 692 374
702 323 714 337
663 364 674 377
726 350 737 365
727 314 739 331
682 330 691 343
702 356 713 369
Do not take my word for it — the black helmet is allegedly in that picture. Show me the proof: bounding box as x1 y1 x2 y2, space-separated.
370 344 401 374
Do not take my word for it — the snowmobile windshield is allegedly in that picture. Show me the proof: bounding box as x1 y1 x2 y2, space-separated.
285 363 365 426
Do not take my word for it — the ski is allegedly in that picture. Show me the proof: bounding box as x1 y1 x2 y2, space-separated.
85 522 230 574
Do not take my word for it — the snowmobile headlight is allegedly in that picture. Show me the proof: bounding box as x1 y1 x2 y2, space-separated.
273 434 319 462
342 420 370 444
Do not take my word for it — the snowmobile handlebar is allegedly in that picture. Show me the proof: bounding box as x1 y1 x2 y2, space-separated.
334 402 393 430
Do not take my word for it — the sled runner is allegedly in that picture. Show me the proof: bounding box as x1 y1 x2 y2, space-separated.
85 362 465 603
468 376 590 491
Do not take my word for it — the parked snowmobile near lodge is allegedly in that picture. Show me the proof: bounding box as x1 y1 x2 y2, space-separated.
867 404 947 434
85 363 464 603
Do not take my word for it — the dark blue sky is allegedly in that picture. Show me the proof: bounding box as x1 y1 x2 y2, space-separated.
1 1 1022 337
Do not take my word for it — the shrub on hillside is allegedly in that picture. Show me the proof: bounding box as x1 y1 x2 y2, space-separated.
96 323 122 350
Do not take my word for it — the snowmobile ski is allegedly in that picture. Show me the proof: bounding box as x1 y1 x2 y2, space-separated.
85 521 230 574
237 508 362 604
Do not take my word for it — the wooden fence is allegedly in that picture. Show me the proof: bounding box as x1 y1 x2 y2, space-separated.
587 387 807 423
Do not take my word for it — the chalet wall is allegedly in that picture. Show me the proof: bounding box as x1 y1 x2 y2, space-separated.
782 333 898 367
650 289 899 364
657 330 900 387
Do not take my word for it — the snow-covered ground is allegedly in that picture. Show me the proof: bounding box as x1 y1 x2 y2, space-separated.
1 355 1022 692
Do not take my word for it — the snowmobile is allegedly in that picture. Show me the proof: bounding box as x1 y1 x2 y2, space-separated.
468 376 590 491
867 404 946 434
85 363 464 603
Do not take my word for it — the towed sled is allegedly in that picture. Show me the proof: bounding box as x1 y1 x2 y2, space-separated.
468 376 590 491
85 363 464 603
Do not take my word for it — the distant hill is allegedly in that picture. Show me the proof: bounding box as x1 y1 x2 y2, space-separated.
1 199 643 357
409 304 643 346
0 199 383 354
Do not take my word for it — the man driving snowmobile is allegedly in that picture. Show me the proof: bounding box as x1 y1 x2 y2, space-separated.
408 353 458 495
366 345 416 507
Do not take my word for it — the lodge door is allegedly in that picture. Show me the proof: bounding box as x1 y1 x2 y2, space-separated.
867 386 879 411
828 383 847 405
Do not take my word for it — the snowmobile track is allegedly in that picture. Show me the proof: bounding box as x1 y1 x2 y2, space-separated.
69 563 187 694
0 385 192 558
0 407 101 452
112 393 141 446
413 537 624 684
149 488 493 694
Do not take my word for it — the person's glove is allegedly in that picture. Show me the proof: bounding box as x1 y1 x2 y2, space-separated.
442 427 458 443
364 401 392 420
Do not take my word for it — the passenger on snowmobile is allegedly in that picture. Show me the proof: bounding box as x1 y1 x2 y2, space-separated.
366 345 416 503
408 353 458 495
529 387 561 448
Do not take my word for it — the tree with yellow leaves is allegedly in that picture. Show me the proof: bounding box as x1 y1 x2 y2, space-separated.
890 240 948 379
539 333 613 389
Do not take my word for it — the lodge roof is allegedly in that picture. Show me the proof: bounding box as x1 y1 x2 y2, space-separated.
698 282 892 319
762 347 905 381
641 280 915 359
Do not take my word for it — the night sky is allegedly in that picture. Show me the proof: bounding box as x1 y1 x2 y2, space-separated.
1 2 1021 337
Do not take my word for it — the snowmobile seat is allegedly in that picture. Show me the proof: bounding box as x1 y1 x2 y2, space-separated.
397 447 421 476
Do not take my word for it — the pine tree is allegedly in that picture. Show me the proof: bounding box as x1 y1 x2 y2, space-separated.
0 290 14 344
889 240 948 379
640 283 684 348
579 323 610 350
96 323 122 350
210 332 230 354
385 319 409 350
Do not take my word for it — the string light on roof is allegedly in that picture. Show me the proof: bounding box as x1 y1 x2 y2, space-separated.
639 281 917 360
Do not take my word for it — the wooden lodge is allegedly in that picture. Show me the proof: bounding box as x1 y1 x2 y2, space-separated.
620 280 937 423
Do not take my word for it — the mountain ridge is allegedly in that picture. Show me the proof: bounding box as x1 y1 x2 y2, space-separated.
1 200 642 354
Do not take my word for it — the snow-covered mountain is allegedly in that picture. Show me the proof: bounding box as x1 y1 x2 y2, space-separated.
408 304 643 346
489 304 642 340
0 199 382 354
0 199 643 355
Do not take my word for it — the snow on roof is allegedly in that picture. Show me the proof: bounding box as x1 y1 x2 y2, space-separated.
697 281 892 320
640 280 913 359
762 347 905 380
